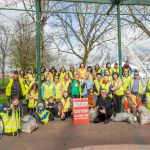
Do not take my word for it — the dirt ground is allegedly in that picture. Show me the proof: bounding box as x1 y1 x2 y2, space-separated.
1 120 150 150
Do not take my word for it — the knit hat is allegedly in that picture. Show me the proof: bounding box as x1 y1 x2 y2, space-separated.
38 103 44 108
2 103 9 109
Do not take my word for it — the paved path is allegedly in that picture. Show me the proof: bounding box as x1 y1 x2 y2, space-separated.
1 120 150 150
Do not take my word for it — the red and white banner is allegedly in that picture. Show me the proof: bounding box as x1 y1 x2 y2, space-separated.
73 98 90 124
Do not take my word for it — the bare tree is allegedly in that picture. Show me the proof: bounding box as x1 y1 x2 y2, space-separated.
11 16 36 70
0 25 10 84
51 3 116 65
125 6 150 38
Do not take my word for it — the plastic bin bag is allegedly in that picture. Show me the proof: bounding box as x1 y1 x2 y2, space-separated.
90 108 98 122
138 106 150 125
21 115 38 133
114 112 134 124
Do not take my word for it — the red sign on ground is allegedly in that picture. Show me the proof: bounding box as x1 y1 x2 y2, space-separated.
73 98 90 124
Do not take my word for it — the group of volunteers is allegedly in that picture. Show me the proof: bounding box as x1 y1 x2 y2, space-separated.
0 60 150 135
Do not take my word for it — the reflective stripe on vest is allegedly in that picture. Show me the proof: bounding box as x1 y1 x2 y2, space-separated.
2 108 20 134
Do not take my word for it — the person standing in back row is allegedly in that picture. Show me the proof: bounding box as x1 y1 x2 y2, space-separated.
6 71 25 117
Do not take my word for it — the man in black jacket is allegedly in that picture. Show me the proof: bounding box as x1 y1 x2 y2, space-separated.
94 89 113 124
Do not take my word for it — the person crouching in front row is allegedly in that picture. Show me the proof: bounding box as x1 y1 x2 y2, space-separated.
34 103 50 124
46 96 59 120
94 89 113 124
0 98 21 136
60 91 72 121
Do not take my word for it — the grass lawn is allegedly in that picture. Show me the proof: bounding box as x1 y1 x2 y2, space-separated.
0 78 10 88
0 95 8 105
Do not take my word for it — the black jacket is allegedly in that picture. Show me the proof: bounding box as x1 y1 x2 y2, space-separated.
96 96 112 110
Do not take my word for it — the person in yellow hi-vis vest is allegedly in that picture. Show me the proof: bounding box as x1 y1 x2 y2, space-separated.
105 62 113 76
24 75 33 112
68 65 76 80
19 69 25 83
41 75 56 104
94 64 103 75
111 73 124 113
122 69 132 92
129 72 143 100
93 73 102 97
53 76 63 103
0 98 21 136
6 70 26 117
34 103 50 124
41 66 47 79
112 63 119 74
100 76 113 99
104 70 112 83
62 74 71 93
60 91 72 121
77 63 87 80
26 67 35 83
87 66 93 81
49 66 58 82
28 83 38 116
59 67 66 82
146 79 150 110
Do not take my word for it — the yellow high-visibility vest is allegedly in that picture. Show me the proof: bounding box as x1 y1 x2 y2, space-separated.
42 82 55 99
112 79 124 96
62 80 71 92
122 76 132 92
54 82 62 99
36 109 50 124
59 72 66 82
130 78 143 95
6 79 26 97
24 82 33 100
0 108 21 134
94 79 102 96
61 97 71 112
101 82 113 98
28 90 38 108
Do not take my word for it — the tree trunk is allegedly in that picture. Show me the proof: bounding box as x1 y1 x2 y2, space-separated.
2 57 5 86
82 51 89 65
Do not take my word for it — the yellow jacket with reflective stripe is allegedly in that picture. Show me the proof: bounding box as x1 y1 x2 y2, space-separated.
0 108 20 134
113 68 119 74
6 79 26 97
49 72 54 83
42 82 55 99
24 82 33 100
122 75 132 92
54 82 62 99
94 79 102 96
68 71 76 80
61 97 71 112
130 78 143 95
28 90 38 108
112 79 124 96
59 72 66 82
62 80 71 92
26 73 35 82
36 109 50 124
146 79 150 102
101 81 113 98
